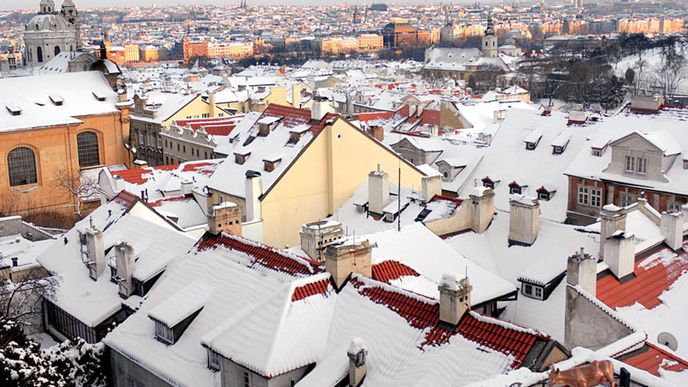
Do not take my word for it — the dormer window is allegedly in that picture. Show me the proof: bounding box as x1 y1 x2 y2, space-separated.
482 176 499 189
234 151 250 165
508 181 526 195
49 94 64 106
6 105 22 116
207 349 220 371
551 133 571 155
92 91 106 102
684 159 688 170
536 185 556 201
154 321 174 344
522 283 544 300
524 129 543 150
263 155 283 172
624 155 647 175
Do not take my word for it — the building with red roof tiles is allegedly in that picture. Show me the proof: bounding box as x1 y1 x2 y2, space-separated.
161 115 247 165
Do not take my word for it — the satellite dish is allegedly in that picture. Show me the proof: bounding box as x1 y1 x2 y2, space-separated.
658 332 679 351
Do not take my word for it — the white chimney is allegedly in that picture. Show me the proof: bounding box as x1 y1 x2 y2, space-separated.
324 240 372 288
604 231 635 280
347 338 368 387
599 204 627 259
180 179 193 195
245 171 262 222
292 84 302 109
438 273 472 325
469 186 495 234
508 195 540 246
115 241 135 297
566 247 597 296
661 211 683 251
311 95 334 121
682 204 688 223
82 226 106 281
208 202 242 236
420 173 442 203
368 168 390 215
300 220 344 261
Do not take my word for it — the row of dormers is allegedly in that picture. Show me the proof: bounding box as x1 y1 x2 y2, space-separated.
481 176 557 201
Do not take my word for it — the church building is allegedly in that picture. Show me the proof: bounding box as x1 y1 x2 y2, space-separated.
24 0 80 66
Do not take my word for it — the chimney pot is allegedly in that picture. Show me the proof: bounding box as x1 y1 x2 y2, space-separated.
245 170 263 223
566 247 597 296
604 231 635 280
115 241 135 297
660 211 683 251
508 195 540 246
324 240 372 288
347 338 367 387
438 273 472 325
368 169 390 215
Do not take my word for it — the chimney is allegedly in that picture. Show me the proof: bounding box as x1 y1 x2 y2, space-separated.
82 227 106 281
369 125 384 142
368 168 390 215
469 186 495 234
660 211 683 251
208 91 217 118
508 195 540 246
438 273 472 325
292 84 302 109
347 338 368 387
311 95 333 121
208 202 242 236
599 204 627 259
245 170 262 222
324 240 372 288
180 179 193 195
420 173 442 203
300 220 344 261
115 241 135 298
604 231 635 280
566 247 597 296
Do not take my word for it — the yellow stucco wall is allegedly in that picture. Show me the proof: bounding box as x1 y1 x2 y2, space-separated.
0 111 130 217
161 95 213 127
260 119 425 247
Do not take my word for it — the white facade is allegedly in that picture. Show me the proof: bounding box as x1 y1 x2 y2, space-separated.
24 0 80 66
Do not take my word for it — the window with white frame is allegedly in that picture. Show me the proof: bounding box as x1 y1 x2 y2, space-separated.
667 201 684 213
208 349 220 371
522 283 544 300
619 192 637 207
625 155 647 175
590 188 602 207
154 321 174 344
577 186 589 206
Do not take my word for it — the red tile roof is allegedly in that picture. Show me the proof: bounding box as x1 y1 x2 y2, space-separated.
181 161 217 174
149 196 192 207
350 278 546 367
621 342 688 376
292 279 331 302
262 104 312 128
372 260 420 284
597 247 688 309
197 233 323 276
357 111 395 122
111 190 140 208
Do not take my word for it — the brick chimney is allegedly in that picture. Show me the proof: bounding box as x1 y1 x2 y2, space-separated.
599 204 627 259
438 273 472 326
368 168 390 215
324 240 372 288
299 220 344 261
369 125 384 142
661 211 683 251
604 231 635 280
115 241 135 298
508 195 540 246
469 186 495 234
566 248 597 296
208 202 242 236
245 170 262 222
347 338 367 387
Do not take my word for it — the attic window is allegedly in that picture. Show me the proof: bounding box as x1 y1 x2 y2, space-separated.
287 131 301 145
263 156 282 172
154 321 174 344
482 176 498 189
683 159 688 170
92 92 106 102
536 186 556 201
49 94 64 106
234 152 250 165
207 349 220 371
522 283 544 300
508 182 526 195
551 133 571 155
6 105 22 116
524 129 543 150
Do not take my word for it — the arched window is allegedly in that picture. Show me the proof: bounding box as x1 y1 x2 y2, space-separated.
54 46 60 56
77 131 100 167
8 147 38 186
37 47 43 63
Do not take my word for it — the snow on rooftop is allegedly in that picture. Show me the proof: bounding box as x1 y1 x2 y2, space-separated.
149 281 211 327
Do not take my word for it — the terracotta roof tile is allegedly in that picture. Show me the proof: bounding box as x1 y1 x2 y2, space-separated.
292 279 331 302
620 342 688 376
372 260 420 284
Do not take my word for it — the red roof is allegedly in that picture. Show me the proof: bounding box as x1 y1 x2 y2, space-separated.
182 161 217 174
621 342 688 376
262 104 312 128
111 190 140 208
372 260 420 284
110 161 219 185
357 111 395 122
597 246 688 309
149 196 192 207
292 278 331 302
196 233 323 276
350 278 546 367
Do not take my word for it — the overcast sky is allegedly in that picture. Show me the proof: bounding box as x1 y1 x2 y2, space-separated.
2 0 488 12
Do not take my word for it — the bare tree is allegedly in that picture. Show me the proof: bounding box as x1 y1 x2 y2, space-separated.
54 169 100 217
654 40 687 101
0 274 56 330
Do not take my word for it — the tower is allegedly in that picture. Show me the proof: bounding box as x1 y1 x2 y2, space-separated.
39 0 55 14
61 0 81 49
481 14 498 58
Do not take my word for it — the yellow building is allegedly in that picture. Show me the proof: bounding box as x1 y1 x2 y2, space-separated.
357 34 383 51
141 46 159 62
208 42 254 60
0 71 130 219
206 104 427 247
124 44 140 63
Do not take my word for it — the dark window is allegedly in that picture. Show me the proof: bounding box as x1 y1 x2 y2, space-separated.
37 47 43 63
8 147 37 186
77 131 100 167
54 46 61 56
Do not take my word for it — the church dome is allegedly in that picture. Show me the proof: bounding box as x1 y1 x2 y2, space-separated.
26 13 71 32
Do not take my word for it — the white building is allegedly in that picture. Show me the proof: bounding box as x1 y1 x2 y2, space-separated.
24 0 80 66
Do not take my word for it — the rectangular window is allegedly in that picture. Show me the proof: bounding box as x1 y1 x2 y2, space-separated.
208 350 220 371
155 321 174 344
636 157 646 174
177 144 180 151
183 145 186 153
535 287 543 298
242 372 251 387
625 155 634 172
577 186 589 206
619 192 636 207
590 188 602 208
